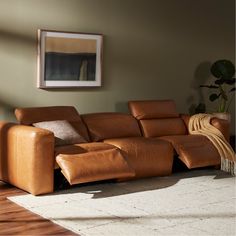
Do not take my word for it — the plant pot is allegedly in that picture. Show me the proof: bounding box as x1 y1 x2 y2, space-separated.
212 112 231 122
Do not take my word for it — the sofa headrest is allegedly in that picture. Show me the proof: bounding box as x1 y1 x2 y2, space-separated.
129 100 179 120
82 112 141 141
15 106 80 124
15 106 90 141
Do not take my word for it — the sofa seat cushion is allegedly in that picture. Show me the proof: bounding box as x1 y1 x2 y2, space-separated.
56 148 135 185
160 135 220 168
104 137 174 178
54 142 116 169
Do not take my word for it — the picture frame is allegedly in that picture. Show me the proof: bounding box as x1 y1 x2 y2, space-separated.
37 29 103 88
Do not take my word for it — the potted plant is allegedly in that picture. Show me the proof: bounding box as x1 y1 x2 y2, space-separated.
200 59 235 120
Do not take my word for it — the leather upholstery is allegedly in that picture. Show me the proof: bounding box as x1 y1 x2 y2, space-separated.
140 118 187 137
180 114 190 133
210 118 230 142
82 113 141 141
160 135 220 168
129 100 179 119
104 137 174 178
55 142 116 156
211 118 230 142
0 121 54 195
56 148 135 185
15 106 90 141
54 142 116 169
129 100 187 137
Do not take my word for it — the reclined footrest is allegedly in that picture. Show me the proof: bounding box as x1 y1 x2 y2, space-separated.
161 135 220 168
56 148 135 185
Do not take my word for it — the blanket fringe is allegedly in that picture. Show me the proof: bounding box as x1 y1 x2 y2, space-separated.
221 157 236 176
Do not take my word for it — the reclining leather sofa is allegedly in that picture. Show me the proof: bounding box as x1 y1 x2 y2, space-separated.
0 100 229 195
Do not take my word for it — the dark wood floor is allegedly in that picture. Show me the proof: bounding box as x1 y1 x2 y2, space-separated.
0 181 78 235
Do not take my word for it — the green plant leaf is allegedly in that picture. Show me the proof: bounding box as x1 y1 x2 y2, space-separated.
209 93 219 101
210 60 235 79
225 78 236 85
215 79 224 85
221 93 228 100
200 85 219 88
195 103 206 113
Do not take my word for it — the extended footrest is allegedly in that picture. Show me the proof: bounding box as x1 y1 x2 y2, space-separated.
56 148 135 185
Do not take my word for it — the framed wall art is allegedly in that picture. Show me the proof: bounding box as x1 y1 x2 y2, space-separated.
37 29 103 88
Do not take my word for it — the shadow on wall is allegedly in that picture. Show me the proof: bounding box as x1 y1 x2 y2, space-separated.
187 61 211 114
115 101 130 114
0 100 16 122
0 28 35 47
0 29 34 122
0 100 17 180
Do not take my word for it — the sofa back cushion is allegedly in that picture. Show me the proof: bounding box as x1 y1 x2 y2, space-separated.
15 106 90 141
129 100 179 120
140 118 187 137
129 100 187 137
82 113 141 141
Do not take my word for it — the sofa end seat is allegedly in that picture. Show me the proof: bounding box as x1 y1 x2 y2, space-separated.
129 100 226 170
104 137 174 178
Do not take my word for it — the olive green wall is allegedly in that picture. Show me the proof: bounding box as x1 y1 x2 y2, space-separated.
0 0 235 133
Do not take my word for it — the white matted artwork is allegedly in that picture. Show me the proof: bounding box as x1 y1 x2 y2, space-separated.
37 29 103 88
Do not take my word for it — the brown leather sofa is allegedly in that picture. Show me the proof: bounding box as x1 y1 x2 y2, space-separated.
0 101 229 195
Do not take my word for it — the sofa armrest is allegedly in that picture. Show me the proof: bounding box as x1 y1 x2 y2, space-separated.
210 118 230 142
180 114 230 141
0 121 55 195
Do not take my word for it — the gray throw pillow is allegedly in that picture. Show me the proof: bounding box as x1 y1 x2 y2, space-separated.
33 120 87 146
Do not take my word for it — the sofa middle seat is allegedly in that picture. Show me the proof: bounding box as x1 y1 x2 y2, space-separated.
82 112 174 178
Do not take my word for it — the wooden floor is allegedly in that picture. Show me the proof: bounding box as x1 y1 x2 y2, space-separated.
0 181 78 235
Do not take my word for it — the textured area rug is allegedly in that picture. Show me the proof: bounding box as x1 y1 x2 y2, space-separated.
9 169 236 236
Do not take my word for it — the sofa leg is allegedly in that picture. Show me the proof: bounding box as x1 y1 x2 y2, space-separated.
214 164 220 170
54 169 70 191
172 156 188 172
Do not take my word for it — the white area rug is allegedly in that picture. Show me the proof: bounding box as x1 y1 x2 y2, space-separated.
9 169 236 236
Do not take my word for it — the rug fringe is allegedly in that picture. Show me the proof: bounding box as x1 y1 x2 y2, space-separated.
221 157 236 176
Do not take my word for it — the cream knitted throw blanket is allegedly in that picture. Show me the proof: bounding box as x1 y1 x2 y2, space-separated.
189 113 236 176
